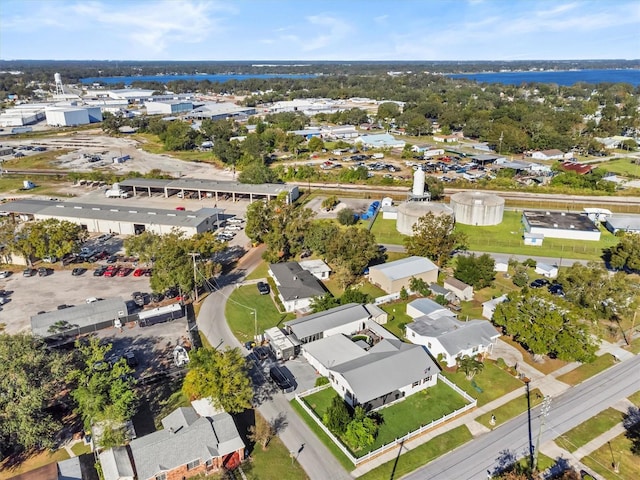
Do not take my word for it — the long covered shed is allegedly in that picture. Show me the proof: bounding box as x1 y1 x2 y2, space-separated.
117 178 299 204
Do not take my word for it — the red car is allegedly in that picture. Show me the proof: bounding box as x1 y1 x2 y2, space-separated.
104 266 119 277
175 206 185 211
133 268 146 277
117 267 133 277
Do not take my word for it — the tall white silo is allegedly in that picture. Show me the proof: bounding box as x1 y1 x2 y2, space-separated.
412 168 426 196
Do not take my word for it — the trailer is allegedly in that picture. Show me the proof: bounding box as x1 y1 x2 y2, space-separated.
138 303 183 327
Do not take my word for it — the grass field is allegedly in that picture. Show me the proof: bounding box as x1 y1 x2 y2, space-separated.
475 388 544 429
301 381 469 456
456 211 619 261
593 158 640 178
556 354 617 386
370 217 408 245
442 360 524 407
357 425 473 480
581 433 640 480
379 300 413 339
2 149 73 170
555 408 622 453
225 285 295 343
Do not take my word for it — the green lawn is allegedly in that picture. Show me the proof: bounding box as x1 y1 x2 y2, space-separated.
556 354 617 386
370 217 408 245
581 433 640 480
380 300 413 339
455 210 619 261
475 388 544 428
225 285 295 343
301 381 470 456
442 360 524 407
70 442 91 456
244 427 310 480
357 425 473 480
593 157 640 178
555 408 622 453
628 390 640 405
245 261 270 281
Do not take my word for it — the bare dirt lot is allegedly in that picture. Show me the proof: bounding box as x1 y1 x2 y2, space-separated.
305 196 376 220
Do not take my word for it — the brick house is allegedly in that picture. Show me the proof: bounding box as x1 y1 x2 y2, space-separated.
99 407 245 480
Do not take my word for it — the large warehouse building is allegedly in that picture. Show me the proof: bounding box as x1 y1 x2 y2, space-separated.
0 199 223 236
145 100 194 115
522 210 601 241
45 105 103 127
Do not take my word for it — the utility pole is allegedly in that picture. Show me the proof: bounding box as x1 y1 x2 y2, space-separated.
188 253 200 303
534 396 552 471
525 378 534 475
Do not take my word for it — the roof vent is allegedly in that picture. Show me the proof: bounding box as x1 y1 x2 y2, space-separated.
293 275 298 281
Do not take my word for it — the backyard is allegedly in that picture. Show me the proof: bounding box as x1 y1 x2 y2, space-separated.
300 380 470 456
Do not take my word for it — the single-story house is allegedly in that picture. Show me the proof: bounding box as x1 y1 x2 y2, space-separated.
443 277 474 301
285 303 373 344
535 263 558 278
482 294 508 320
560 161 594 175
406 297 456 321
406 315 500 367
368 256 439 293
303 335 439 410
99 406 245 480
411 144 432 153
298 259 332 280
494 261 509 273
269 262 327 312
354 133 406 149
531 149 566 161
432 134 459 143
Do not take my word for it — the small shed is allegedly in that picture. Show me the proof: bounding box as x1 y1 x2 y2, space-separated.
494 261 509 273
535 263 558 278
524 232 544 246
381 197 393 207
444 277 474 301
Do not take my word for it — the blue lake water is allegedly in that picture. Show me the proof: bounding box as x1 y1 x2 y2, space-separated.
448 69 640 86
81 73 317 85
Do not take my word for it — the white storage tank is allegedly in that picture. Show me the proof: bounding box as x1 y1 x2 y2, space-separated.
412 168 426 196
450 191 505 226
396 202 454 236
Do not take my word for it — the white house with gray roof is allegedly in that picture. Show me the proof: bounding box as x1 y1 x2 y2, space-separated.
269 262 327 312
100 406 245 480
368 256 439 293
285 303 372 344
406 297 455 321
406 314 500 367
304 335 438 410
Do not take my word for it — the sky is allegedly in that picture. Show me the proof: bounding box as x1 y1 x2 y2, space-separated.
1 0 639 61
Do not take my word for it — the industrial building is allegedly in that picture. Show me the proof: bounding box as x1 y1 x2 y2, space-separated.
0 103 47 127
45 105 103 127
185 102 256 121
118 178 299 204
145 100 194 115
0 199 223 236
603 215 640 234
522 210 601 241
450 191 505 226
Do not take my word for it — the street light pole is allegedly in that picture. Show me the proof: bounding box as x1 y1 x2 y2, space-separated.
188 252 200 303
534 396 552 471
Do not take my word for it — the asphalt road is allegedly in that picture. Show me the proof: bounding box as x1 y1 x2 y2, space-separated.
196 245 351 480
403 354 640 480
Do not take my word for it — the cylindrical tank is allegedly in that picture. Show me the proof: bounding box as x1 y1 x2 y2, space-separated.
396 202 454 235
412 169 426 196
450 191 505 226
54 73 62 84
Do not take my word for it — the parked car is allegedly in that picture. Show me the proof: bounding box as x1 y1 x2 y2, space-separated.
257 281 270 295
548 283 565 296
117 267 133 277
143 269 152 277
104 266 119 277
42 256 58 263
530 278 550 288
0 271 11 278
123 350 138 368
106 255 118 264
164 287 179 299
133 268 146 277
72 267 87 276
94 265 108 276
150 292 164 303
269 366 295 393
23 268 36 277
57 304 73 310
38 267 50 277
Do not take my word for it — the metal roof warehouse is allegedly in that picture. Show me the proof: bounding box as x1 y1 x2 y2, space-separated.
1 199 223 236
118 178 299 203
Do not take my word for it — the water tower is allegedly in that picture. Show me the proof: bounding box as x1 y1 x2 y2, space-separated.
54 73 64 95
408 168 431 201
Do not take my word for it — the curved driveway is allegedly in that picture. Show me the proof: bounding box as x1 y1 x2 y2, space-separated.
196 245 351 480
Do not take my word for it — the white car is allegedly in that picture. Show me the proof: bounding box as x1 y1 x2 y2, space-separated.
225 225 242 231
0 271 10 278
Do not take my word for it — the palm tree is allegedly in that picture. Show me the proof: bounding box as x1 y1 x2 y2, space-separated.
457 355 484 380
